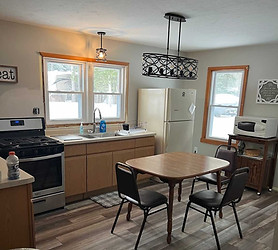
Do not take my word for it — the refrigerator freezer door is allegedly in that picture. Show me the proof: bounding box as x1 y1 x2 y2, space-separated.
166 89 196 121
164 121 194 153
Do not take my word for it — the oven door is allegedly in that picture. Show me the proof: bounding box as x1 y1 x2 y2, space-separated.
19 152 65 198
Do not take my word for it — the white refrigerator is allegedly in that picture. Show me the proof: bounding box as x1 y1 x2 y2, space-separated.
138 88 196 154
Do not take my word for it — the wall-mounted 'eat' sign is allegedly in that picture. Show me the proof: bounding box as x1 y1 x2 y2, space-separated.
0 65 18 83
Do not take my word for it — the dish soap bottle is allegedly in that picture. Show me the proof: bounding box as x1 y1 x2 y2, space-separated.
79 122 84 135
99 120 106 133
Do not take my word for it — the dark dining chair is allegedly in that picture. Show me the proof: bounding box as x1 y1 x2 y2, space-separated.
190 144 237 194
111 162 169 249
182 167 249 250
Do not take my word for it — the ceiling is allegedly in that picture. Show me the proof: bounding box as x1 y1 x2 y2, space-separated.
1 0 278 52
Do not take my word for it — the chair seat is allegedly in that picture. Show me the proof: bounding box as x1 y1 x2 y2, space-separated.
189 190 223 209
197 173 229 185
139 189 167 208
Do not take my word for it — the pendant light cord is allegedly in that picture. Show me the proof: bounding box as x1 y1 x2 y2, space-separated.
166 16 171 56
177 19 181 57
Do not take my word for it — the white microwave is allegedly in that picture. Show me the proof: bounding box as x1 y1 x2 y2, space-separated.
234 116 278 138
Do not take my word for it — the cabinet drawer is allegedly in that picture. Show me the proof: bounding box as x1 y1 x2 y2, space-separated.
135 146 155 158
135 136 155 148
65 144 86 157
87 139 135 154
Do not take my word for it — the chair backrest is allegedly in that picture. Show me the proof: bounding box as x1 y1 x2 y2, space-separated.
115 162 141 205
220 167 249 207
215 144 237 174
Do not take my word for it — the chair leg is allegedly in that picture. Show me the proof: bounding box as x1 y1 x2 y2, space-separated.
190 178 196 194
209 210 221 250
204 209 208 222
182 201 191 232
135 210 148 249
206 182 210 190
232 203 243 239
126 202 132 221
111 199 125 233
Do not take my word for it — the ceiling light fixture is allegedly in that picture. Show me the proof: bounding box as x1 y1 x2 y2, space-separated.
142 13 198 80
96 31 107 61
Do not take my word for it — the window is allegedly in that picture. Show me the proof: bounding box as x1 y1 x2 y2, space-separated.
42 53 128 125
93 65 124 120
44 60 85 122
201 65 249 144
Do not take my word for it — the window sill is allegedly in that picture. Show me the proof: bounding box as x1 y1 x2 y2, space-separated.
200 137 228 146
200 137 237 147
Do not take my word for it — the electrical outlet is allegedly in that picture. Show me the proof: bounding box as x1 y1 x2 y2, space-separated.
193 147 198 154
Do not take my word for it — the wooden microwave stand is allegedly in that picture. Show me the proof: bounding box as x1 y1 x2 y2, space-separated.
228 134 278 195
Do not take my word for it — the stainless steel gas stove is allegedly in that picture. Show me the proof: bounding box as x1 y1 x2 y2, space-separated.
0 117 65 214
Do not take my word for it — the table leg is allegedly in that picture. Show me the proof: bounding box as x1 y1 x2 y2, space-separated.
167 181 175 244
178 181 182 202
216 171 223 218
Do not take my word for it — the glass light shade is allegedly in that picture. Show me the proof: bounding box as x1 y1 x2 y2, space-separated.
96 48 107 61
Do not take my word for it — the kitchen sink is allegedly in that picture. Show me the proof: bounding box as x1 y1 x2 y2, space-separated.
80 132 120 139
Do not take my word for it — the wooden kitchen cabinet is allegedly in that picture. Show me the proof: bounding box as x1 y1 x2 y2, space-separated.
65 155 86 197
64 144 87 197
64 135 155 201
0 184 35 250
87 152 113 191
228 134 278 195
135 146 154 180
112 149 135 185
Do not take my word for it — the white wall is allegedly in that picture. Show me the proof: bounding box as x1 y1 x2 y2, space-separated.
183 44 278 187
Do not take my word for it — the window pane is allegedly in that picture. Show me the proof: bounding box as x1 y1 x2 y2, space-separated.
47 62 82 91
212 71 243 106
49 93 82 120
94 94 121 119
209 107 237 139
93 67 120 93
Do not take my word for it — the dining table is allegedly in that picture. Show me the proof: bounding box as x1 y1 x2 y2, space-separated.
126 151 230 244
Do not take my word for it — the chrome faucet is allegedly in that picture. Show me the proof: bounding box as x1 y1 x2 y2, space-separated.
92 108 102 133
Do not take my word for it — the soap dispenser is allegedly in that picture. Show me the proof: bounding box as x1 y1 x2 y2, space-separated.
99 120 106 133
79 122 84 134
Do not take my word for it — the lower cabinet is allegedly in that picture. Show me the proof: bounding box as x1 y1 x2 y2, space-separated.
87 152 113 191
64 136 155 199
135 146 154 180
0 184 35 250
237 155 271 192
112 149 135 185
65 155 86 197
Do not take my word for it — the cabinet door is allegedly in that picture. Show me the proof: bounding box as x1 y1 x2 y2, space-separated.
135 146 154 180
87 152 113 192
0 184 35 249
238 156 262 189
65 155 86 197
112 149 135 185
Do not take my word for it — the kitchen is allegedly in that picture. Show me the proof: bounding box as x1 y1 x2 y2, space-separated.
1 1 278 249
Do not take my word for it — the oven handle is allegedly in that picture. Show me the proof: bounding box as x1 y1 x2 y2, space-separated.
19 153 63 162
33 198 47 204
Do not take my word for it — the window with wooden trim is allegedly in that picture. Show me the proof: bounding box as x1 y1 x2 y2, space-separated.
41 53 128 125
201 65 249 144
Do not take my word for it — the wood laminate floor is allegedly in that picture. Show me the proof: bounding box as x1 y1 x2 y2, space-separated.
35 179 278 250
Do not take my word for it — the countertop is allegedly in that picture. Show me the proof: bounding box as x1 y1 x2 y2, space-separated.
0 157 34 190
52 131 156 145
